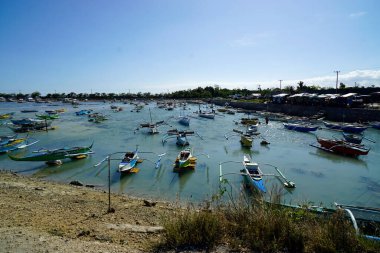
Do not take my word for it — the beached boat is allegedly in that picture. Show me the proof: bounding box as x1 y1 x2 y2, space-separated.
173 148 197 171
342 132 363 144
324 121 367 134
241 155 266 193
0 137 39 153
283 122 319 132
119 147 140 173
311 137 370 157
8 143 93 162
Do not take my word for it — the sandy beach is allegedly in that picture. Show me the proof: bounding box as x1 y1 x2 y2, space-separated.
0 170 176 253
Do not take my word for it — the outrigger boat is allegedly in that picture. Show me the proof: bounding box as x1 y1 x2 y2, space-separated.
241 155 266 193
0 134 17 146
371 122 380 130
139 108 164 134
342 132 363 144
8 143 93 164
119 147 141 173
225 129 259 148
311 137 370 157
323 121 368 134
173 148 197 172
0 113 14 120
162 129 202 146
36 113 60 120
283 122 319 132
197 105 215 119
0 137 39 153
178 116 190 126
75 109 93 116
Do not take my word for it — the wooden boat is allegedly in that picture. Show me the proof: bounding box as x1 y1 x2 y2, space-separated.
75 109 93 116
119 148 140 173
240 117 258 125
178 116 190 126
162 129 196 146
371 122 380 130
247 124 258 134
0 137 39 153
9 119 52 132
312 137 370 157
139 109 163 134
283 122 319 132
8 143 93 162
173 148 197 171
324 121 367 134
240 134 253 147
0 113 14 119
342 132 363 144
241 155 266 193
36 113 59 120
198 111 215 119
21 110 38 113
0 134 17 146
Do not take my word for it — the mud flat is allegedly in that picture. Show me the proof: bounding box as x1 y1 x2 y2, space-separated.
0 170 176 253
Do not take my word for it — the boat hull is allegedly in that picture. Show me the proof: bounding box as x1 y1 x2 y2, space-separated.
284 123 318 132
316 138 369 157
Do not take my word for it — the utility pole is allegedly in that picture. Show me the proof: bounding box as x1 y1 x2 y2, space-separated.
334 70 340 94
279 80 283 90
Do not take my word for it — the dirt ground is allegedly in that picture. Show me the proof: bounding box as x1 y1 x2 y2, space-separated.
0 170 178 253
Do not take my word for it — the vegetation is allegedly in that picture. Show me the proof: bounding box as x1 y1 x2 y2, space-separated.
1 85 379 101
156 182 380 252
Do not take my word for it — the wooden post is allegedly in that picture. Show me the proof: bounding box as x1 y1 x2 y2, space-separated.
107 156 111 212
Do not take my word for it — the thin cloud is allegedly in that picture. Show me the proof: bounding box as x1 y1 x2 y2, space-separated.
349 11 367 18
230 32 274 48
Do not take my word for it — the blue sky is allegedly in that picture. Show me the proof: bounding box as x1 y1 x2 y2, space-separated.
0 0 379 94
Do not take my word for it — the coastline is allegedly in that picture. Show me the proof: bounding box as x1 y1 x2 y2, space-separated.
0 170 175 252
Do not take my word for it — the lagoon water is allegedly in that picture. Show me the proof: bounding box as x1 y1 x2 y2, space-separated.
1 102 380 208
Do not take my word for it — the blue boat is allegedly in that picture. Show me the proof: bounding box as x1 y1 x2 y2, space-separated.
372 122 380 130
342 132 363 144
75 109 93 116
118 147 140 173
178 116 190 126
241 155 266 193
324 121 368 134
0 137 39 153
283 122 319 132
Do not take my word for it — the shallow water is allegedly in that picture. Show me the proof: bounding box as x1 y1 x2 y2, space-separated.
1 101 379 208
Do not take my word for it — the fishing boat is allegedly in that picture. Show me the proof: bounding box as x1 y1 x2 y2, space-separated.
21 109 38 113
342 132 363 144
0 134 17 146
240 117 259 125
162 129 198 146
240 134 253 148
311 137 370 157
36 113 60 120
119 147 140 173
283 122 319 132
178 116 190 126
0 137 39 153
139 109 163 134
371 122 380 130
197 105 215 119
75 109 93 116
198 111 215 119
0 113 14 120
324 121 367 134
8 143 93 163
173 148 197 171
247 123 259 134
241 155 266 193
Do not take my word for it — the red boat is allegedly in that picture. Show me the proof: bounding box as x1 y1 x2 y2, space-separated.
313 137 370 157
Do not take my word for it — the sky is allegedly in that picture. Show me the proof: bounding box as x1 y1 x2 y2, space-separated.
0 0 380 94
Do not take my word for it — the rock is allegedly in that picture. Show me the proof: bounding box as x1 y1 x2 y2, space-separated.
85 184 94 188
143 199 157 207
35 187 44 191
69 180 83 186
77 230 90 237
